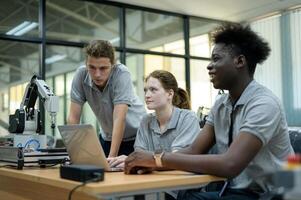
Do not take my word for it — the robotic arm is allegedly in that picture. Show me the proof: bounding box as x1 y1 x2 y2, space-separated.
9 75 59 134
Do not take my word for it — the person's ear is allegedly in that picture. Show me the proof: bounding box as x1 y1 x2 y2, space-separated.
168 89 174 99
234 55 246 69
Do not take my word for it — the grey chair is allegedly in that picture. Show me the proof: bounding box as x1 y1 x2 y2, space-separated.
288 128 301 153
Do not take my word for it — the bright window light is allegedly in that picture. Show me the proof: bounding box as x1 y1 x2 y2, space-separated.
109 37 120 44
6 21 31 35
6 21 38 36
45 54 66 64
14 22 38 36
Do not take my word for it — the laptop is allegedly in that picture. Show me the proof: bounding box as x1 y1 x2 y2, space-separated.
58 124 123 172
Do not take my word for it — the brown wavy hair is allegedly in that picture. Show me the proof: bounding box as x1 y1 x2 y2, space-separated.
146 70 191 109
84 40 115 64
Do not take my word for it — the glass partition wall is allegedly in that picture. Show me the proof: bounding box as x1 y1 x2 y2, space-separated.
1 0 300 140
8 0 301 140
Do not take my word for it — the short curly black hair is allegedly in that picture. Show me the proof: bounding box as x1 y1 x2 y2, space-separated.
212 23 271 75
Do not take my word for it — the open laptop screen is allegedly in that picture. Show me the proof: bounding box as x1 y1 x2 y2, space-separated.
58 124 122 172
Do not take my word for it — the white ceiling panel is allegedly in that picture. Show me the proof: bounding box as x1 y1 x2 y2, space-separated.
110 0 301 22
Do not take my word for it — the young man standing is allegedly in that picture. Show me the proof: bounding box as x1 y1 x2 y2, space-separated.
68 40 146 158
124 24 294 200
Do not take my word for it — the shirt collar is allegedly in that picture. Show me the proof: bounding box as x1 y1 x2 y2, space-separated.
150 107 180 134
223 80 258 109
84 71 93 88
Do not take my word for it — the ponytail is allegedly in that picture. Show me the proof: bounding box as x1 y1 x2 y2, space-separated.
173 87 191 109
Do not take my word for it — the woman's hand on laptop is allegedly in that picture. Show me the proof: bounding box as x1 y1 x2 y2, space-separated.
107 155 128 168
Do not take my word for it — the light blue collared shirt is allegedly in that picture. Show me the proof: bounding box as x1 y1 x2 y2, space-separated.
206 80 294 191
134 107 200 152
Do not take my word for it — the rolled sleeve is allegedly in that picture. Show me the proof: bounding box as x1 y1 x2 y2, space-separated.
171 112 201 151
206 110 214 126
112 71 134 106
70 68 86 105
240 96 281 145
205 95 223 127
134 115 149 151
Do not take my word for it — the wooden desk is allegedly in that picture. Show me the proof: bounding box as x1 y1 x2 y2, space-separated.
0 167 224 200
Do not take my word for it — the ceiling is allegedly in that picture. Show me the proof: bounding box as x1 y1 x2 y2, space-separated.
109 0 301 22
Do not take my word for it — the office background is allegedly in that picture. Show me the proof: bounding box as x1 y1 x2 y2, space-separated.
0 0 300 139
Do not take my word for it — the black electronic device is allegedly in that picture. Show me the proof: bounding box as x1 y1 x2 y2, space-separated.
0 146 69 169
60 164 104 182
38 148 67 153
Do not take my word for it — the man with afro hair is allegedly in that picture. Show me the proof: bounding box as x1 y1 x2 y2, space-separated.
124 23 294 200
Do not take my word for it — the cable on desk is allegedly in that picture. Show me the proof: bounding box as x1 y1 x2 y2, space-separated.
68 172 102 200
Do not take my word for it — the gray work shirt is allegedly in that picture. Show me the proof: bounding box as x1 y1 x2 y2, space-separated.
206 80 294 191
134 107 200 152
70 64 146 141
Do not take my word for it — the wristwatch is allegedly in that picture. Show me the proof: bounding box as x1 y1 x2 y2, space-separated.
153 151 165 167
